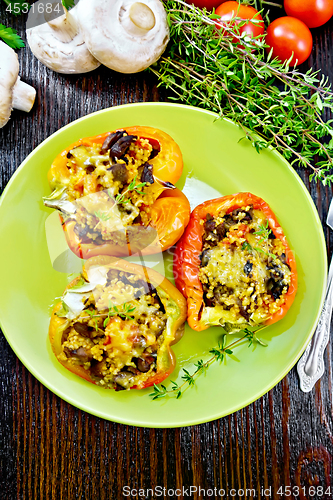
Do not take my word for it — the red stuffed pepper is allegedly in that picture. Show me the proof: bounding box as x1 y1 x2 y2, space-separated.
174 192 297 332
43 126 190 258
49 256 187 390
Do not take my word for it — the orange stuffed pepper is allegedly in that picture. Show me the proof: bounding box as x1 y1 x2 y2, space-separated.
43 126 190 258
49 256 187 390
174 192 297 332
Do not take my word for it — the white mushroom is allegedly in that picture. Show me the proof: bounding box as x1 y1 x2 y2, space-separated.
77 0 169 73
0 41 36 128
26 0 101 74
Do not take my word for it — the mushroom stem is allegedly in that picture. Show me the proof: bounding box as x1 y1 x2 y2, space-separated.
129 2 156 31
77 0 169 73
12 77 36 113
47 8 79 43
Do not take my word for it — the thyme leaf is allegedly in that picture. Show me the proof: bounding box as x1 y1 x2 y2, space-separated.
242 241 252 252
254 246 277 260
80 303 136 325
94 210 112 222
114 175 147 206
149 327 267 400
152 0 333 185
253 220 272 243
242 239 276 260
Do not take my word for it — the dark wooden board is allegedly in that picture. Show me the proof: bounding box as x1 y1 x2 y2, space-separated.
1 2 332 499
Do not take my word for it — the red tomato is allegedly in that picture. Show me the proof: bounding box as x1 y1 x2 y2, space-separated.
265 17 313 66
186 0 226 10
284 0 333 28
215 1 265 39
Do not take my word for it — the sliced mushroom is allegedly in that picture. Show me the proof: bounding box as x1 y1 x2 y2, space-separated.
100 131 125 154
77 0 169 73
26 0 101 74
199 248 210 267
0 41 36 128
134 356 152 372
64 346 92 361
141 163 154 184
107 163 128 183
109 135 136 158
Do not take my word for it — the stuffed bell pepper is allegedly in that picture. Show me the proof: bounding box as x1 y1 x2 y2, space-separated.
174 192 297 332
49 256 187 390
43 126 190 258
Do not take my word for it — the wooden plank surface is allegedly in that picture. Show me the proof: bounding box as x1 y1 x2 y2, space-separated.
1 2 332 499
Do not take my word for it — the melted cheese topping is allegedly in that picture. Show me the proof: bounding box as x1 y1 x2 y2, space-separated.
203 245 267 291
199 207 291 331
104 317 144 369
57 267 180 389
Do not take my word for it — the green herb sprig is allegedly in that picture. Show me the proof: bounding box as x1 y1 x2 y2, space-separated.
85 309 101 332
79 302 136 328
253 220 272 243
0 23 24 48
114 175 147 205
95 175 147 222
150 328 267 400
103 301 136 327
94 210 112 222
242 241 253 253
241 221 276 260
152 0 333 185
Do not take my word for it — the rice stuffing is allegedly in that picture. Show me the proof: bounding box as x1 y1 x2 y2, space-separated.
199 205 292 330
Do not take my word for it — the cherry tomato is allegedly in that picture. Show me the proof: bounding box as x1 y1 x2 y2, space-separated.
284 0 333 28
215 1 265 39
265 17 313 66
186 0 225 10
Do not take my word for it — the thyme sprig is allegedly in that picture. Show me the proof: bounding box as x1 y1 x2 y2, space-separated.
150 327 267 400
152 0 333 185
85 309 103 332
253 220 272 243
94 210 112 222
103 301 136 327
241 223 276 260
93 176 147 224
253 220 278 258
110 175 147 206
80 302 136 327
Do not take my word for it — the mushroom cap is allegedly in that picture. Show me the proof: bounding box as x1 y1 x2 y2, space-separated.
77 0 169 73
26 1 101 74
0 41 19 127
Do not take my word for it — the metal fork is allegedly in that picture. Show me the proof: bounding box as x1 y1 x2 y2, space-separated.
297 198 333 392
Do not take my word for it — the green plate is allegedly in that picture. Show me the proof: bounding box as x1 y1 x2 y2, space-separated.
0 103 326 427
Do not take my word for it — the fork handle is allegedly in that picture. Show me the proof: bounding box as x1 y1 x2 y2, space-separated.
297 255 333 392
